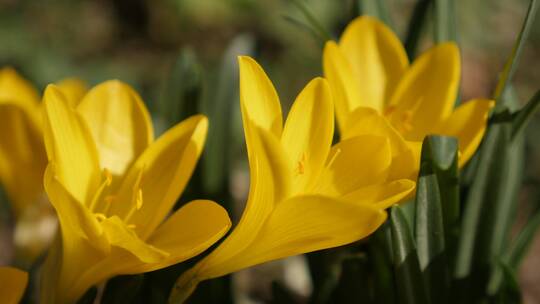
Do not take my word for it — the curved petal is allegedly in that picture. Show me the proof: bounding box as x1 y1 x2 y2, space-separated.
338 16 409 112
43 85 100 205
55 78 88 107
323 41 362 133
101 216 168 263
0 67 40 111
0 266 28 304
435 99 494 167
0 104 47 217
239 56 283 138
197 195 386 279
342 107 416 179
78 80 154 176
281 78 334 193
196 125 292 277
313 135 392 196
341 179 416 209
136 200 231 272
387 42 460 141
43 165 106 250
110 115 208 239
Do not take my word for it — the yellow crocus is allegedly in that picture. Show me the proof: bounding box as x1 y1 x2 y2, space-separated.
0 266 28 304
170 56 415 302
40 80 231 304
323 16 493 179
0 67 87 263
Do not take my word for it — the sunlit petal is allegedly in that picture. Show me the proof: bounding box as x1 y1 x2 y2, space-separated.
281 78 334 192
78 80 153 175
338 16 409 112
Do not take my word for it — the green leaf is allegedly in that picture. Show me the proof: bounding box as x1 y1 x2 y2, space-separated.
433 0 457 43
201 34 254 195
404 0 431 60
390 205 429 304
493 262 522 304
368 223 396 304
511 89 540 140
507 210 540 269
289 0 332 45
357 0 394 30
415 136 452 302
331 255 372 303
158 48 203 131
493 0 538 103
455 88 524 300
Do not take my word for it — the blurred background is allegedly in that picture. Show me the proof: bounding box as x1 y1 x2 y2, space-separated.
0 0 539 303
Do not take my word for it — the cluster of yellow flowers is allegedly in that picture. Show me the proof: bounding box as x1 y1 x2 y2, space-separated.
0 16 492 304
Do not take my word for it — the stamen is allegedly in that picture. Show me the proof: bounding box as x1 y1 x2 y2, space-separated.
94 213 107 222
89 169 113 212
124 169 145 223
327 148 342 168
296 153 306 175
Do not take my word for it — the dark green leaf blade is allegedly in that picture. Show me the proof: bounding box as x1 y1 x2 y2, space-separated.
390 205 429 304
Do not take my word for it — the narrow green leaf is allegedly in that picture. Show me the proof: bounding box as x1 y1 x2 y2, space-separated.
357 0 394 29
404 0 431 60
493 0 538 102
455 88 524 299
493 262 522 304
511 89 540 140
433 0 457 43
415 136 452 302
290 0 332 44
158 48 202 130
368 223 396 304
331 255 372 303
390 205 429 304
201 34 254 195
507 210 540 269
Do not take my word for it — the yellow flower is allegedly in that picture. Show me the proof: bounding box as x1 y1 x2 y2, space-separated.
0 68 87 264
323 16 493 179
0 266 28 304
40 80 231 304
170 56 415 302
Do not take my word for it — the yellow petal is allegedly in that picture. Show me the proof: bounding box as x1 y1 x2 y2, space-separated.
387 42 460 141
78 80 154 176
341 179 416 209
313 135 392 196
55 78 88 107
101 216 169 263
195 124 292 278
281 78 334 192
199 195 386 278
239 56 283 137
338 16 409 112
323 41 362 133
43 85 100 205
342 106 416 179
0 67 40 111
0 267 28 304
135 200 231 272
43 165 105 249
110 115 207 239
0 103 47 217
435 99 494 167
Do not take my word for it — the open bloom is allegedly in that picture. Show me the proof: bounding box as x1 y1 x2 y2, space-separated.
0 266 28 304
323 16 493 179
40 81 231 304
0 68 86 263
171 56 415 302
